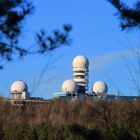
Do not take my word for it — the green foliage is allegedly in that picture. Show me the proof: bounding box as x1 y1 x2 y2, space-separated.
26 126 38 140
0 126 4 140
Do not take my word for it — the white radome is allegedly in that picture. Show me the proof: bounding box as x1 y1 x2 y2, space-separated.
92 81 108 94
62 79 77 93
72 55 89 68
11 80 28 93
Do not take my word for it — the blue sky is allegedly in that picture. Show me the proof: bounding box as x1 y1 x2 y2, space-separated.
0 0 140 99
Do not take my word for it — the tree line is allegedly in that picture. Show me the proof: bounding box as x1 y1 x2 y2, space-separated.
0 98 140 140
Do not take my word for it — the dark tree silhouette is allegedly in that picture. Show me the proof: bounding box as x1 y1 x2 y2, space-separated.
0 0 72 69
107 0 140 30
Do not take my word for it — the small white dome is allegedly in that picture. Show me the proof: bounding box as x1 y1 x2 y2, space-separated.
92 81 108 94
72 55 89 68
11 80 28 93
62 79 77 93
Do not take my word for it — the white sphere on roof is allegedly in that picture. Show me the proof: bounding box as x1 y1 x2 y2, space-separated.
92 81 108 94
62 79 77 93
11 80 28 93
72 55 89 68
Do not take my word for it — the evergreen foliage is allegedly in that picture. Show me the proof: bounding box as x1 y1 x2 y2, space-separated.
107 0 140 30
0 0 72 69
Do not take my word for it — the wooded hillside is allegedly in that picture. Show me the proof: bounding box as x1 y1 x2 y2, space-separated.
0 98 140 140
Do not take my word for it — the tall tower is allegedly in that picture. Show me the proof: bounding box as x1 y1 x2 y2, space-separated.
72 55 89 94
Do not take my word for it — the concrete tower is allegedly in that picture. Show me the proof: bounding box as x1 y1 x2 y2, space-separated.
72 55 89 94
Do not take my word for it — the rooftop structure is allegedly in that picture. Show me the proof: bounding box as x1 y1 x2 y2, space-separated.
7 55 140 104
54 55 109 99
92 81 108 95
11 80 30 100
62 79 77 93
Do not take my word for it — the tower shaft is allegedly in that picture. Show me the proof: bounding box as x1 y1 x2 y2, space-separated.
73 68 89 94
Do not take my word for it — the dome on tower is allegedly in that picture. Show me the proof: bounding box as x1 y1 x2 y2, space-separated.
72 55 89 68
62 79 77 93
92 81 108 95
11 80 28 93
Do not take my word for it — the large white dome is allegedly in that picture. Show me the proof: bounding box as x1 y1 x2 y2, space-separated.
11 80 28 93
92 81 108 94
62 79 77 93
72 55 89 68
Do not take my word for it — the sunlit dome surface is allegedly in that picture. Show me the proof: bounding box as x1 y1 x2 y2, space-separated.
92 81 108 94
62 79 77 93
11 80 28 93
72 55 89 68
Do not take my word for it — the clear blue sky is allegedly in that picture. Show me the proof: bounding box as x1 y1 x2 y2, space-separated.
0 0 140 99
